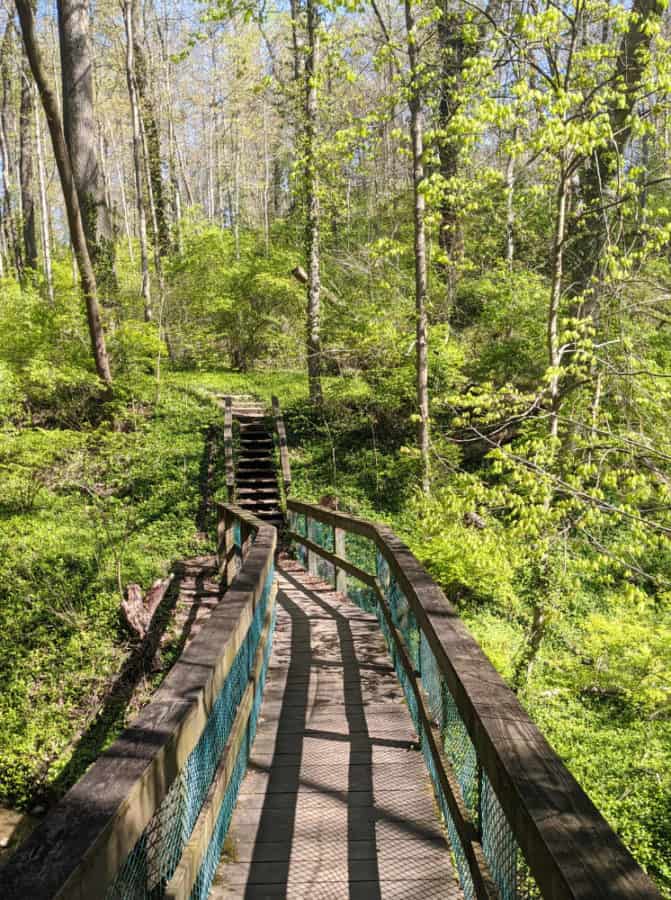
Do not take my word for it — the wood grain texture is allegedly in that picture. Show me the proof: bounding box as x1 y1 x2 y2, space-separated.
213 559 463 900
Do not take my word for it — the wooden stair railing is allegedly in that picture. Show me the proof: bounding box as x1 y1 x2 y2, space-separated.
271 394 291 500
223 395 235 502
286 498 661 900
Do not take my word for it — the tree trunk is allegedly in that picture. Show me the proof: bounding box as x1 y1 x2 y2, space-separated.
404 0 430 492
305 0 323 405
122 0 152 320
34 93 54 303
19 60 37 270
131 0 169 256
569 0 664 316
15 0 112 385
1 21 23 277
548 165 570 441
505 132 516 266
57 0 116 295
436 5 474 302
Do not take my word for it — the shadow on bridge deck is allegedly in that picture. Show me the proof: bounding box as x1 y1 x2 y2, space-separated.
211 558 463 899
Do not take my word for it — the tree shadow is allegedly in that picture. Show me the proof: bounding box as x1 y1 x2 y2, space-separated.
45 560 220 805
196 423 222 534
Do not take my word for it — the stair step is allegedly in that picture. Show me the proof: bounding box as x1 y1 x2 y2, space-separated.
240 439 273 448
237 473 276 483
238 497 281 507
236 486 279 495
237 475 277 484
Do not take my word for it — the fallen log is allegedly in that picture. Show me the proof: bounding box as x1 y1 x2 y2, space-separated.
121 576 173 642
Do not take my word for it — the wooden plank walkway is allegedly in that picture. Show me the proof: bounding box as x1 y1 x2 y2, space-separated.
211 558 463 899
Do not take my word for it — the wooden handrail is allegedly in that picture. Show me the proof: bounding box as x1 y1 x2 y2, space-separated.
2 508 276 900
271 394 291 494
224 395 235 501
286 498 661 900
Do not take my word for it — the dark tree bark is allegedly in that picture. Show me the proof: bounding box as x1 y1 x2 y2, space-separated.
56 0 116 295
19 57 37 270
15 0 112 385
436 5 468 289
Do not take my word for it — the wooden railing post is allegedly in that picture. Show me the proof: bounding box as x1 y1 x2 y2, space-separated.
218 505 237 588
306 514 318 576
272 395 291 497
334 525 347 593
224 395 235 502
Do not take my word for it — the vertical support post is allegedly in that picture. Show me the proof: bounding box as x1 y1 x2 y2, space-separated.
224 395 235 502
272 394 292 501
334 524 347 594
218 506 237 588
241 520 252 562
307 515 317 576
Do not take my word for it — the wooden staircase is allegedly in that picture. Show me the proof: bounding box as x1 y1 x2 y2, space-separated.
229 396 284 529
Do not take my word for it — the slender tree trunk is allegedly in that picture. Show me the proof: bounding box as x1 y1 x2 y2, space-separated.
505 133 516 266
404 0 430 492
548 165 570 441
15 0 112 384
34 93 54 303
19 62 37 270
110 125 134 262
305 0 323 404
262 101 270 255
57 0 116 295
122 0 152 320
156 8 181 246
1 21 23 277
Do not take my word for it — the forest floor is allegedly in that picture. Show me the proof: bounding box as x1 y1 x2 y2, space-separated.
0 368 669 892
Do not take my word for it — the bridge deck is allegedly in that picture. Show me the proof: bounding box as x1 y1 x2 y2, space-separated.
212 558 462 899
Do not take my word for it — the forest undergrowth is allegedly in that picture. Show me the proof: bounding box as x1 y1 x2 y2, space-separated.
1 360 668 890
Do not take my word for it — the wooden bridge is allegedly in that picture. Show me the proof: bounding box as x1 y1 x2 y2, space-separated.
0 396 661 899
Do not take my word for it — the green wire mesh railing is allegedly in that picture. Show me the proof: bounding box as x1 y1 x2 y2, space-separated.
189 597 276 900
106 558 275 899
286 503 544 900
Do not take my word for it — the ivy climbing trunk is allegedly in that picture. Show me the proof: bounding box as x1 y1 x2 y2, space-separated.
131 0 169 257
122 0 152 320
405 0 430 493
436 4 469 297
15 0 112 385
569 0 665 320
57 0 116 296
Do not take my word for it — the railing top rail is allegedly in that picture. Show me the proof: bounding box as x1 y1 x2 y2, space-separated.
286 498 660 900
2 509 276 900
